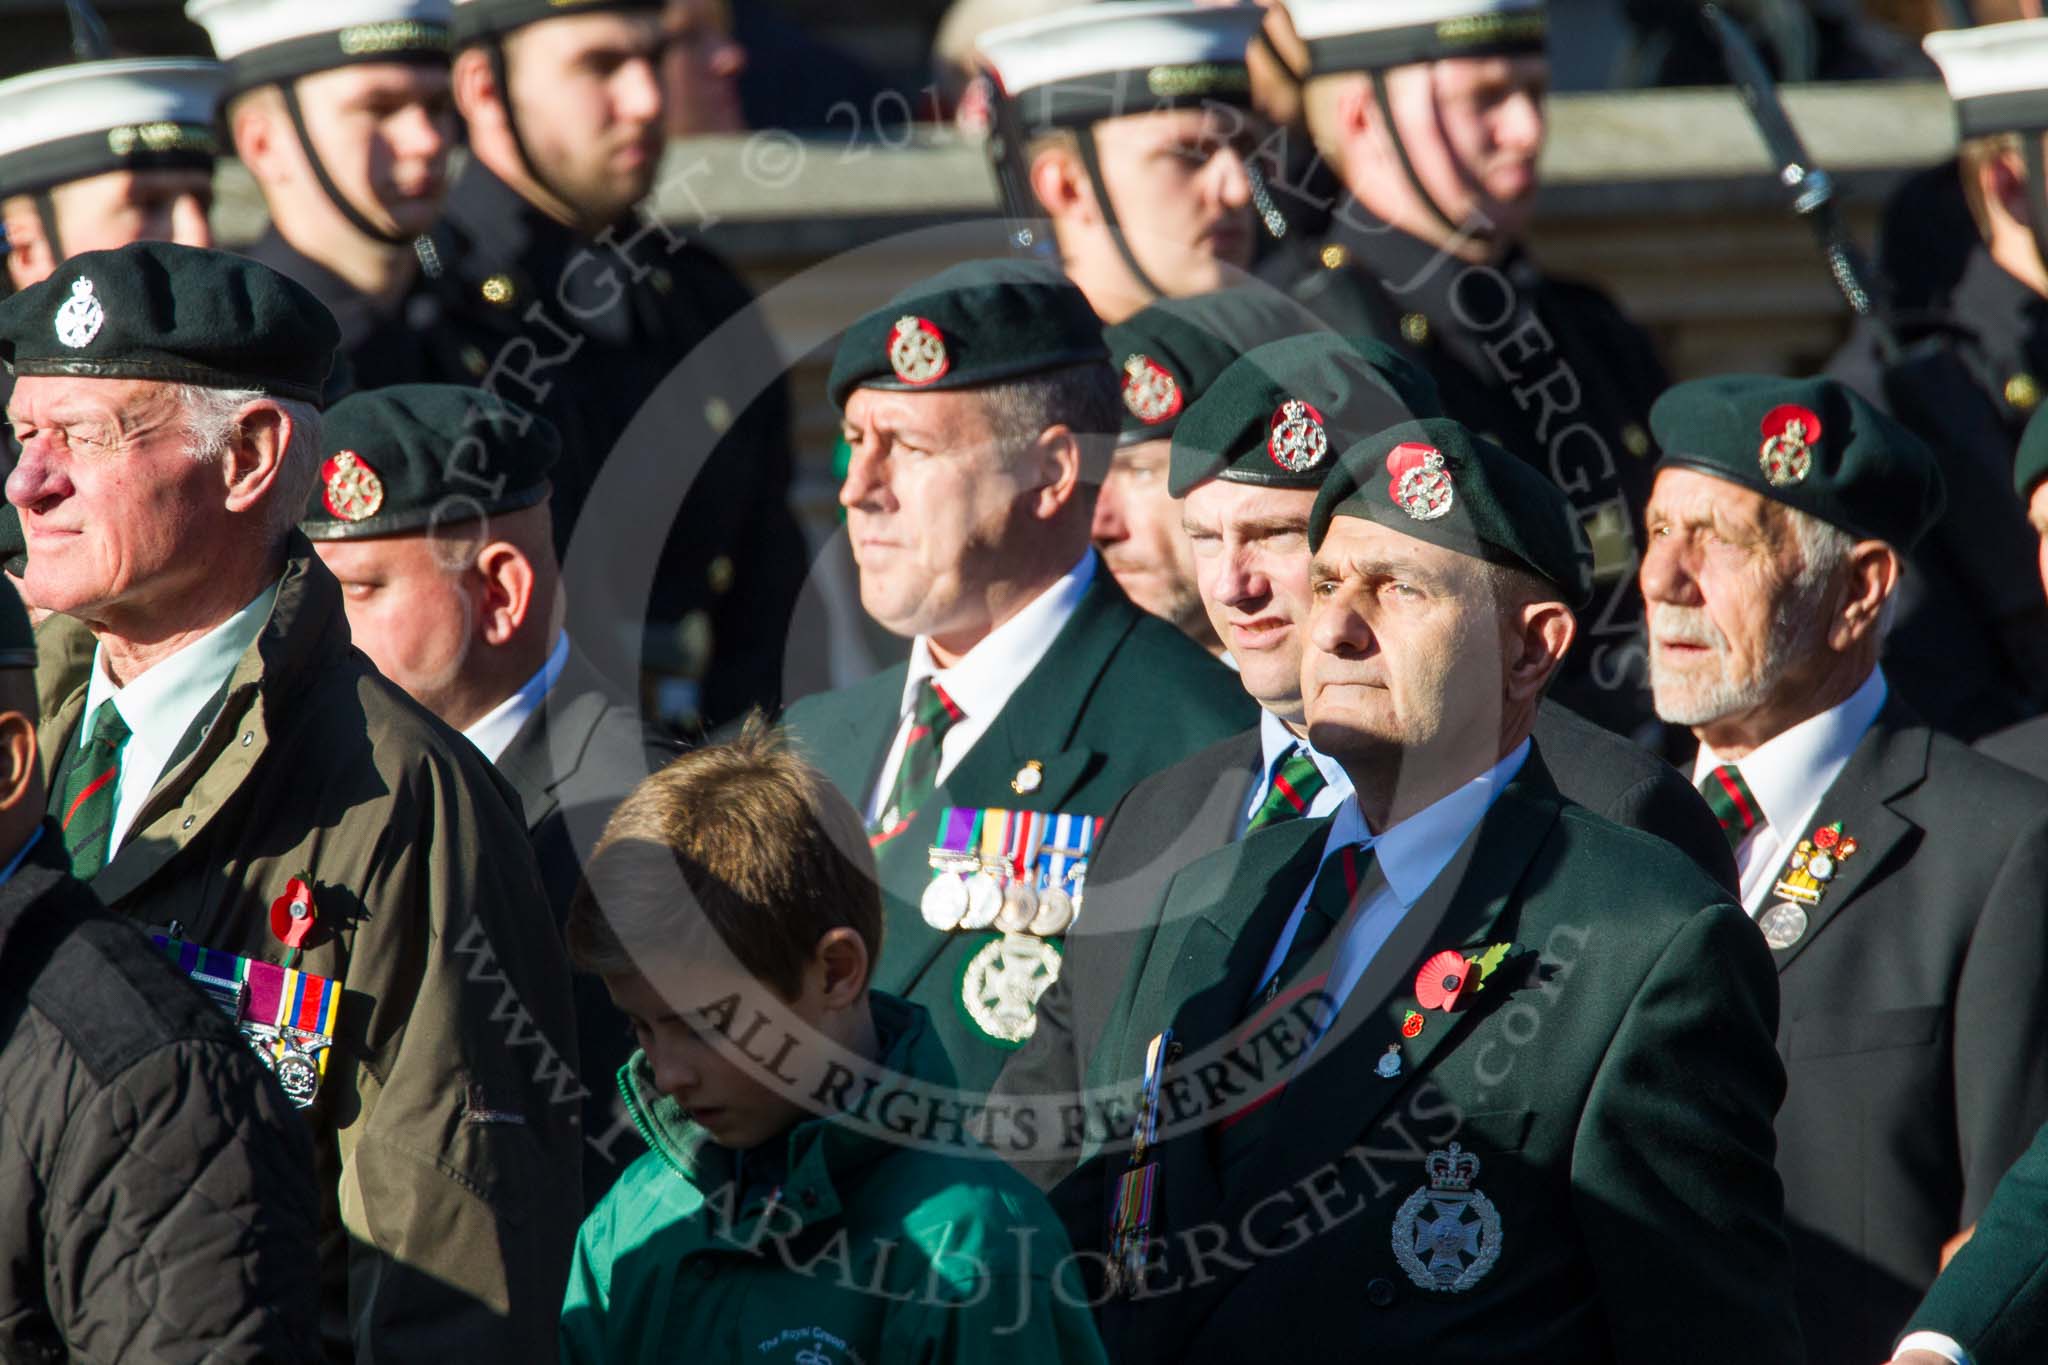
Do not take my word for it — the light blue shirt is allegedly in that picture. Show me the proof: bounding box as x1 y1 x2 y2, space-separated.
1237 708 1353 838
80 580 280 856
1255 739 1532 1041
463 630 571 765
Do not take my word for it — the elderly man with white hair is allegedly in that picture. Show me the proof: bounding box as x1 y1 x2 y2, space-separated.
0 241 582 1362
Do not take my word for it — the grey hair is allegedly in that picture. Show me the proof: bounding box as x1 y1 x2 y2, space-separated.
978 361 1122 478
1785 505 1897 639
171 383 323 541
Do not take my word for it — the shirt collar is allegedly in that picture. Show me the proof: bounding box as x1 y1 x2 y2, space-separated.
84 580 281 768
1693 666 1888 834
1257 707 1351 798
899 551 1096 720
1324 738 1531 905
464 630 571 765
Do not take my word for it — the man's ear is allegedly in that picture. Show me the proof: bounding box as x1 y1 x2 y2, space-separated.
220 403 291 515
1986 146 2031 229
473 539 537 647
1829 541 1899 652
1028 146 1094 224
451 45 500 128
1505 598 1576 704
1334 73 1377 145
809 926 870 1010
1021 424 1085 520
0 709 40 815
3 201 54 292
229 90 286 180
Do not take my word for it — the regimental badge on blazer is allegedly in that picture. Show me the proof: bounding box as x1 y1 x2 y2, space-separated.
1392 1142 1503 1293
153 935 341 1109
1760 819 1859 950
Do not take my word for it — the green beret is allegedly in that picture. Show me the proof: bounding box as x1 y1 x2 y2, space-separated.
0 242 337 404
1167 332 1440 497
0 577 31 671
0 505 23 580
452 0 660 45
1650 374 1946 552
827 259 1107 409
2016 405 2048 502
1309 417 1594 609
1105 290 1331 447
302 384 560 540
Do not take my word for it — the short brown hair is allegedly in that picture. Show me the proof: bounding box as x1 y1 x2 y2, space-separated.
566 717 883 999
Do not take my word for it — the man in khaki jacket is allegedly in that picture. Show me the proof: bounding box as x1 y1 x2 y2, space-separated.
1 241 581 1361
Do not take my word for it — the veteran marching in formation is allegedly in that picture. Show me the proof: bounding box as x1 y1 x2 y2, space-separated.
4 0 2048 1363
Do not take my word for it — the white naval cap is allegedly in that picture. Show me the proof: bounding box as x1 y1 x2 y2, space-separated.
449 0 661 47
1925 20 2048 138
187 0 454 93
0 58 224 198
976 1 1263 129
1286 0 1548 75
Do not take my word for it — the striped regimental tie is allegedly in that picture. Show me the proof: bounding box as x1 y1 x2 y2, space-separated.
1246 744 1330 832
868 679 963 848
1699 762 1763 852
53 699 131 879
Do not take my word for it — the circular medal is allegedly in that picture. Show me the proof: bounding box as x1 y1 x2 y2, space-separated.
1029 885 1076 937
1758 901 1809 951
1807 852 1836 882
274 1049 320 1108
958 933 1063 1045
996 880 1040 933
961 871 1006 930
921 874 969 932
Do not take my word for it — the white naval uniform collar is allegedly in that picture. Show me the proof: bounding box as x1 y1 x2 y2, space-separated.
463 630 571 765
869 551 1096 819
81 578 281 857
1692 665 1888 914
1241 707 1353 833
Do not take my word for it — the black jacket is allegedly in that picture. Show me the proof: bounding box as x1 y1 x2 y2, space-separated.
0 818 321 1362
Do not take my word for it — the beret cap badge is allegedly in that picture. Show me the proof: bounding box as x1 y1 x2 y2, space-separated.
888 315 951 387
1268 398 1330 473
1758 405 1822 488
321 451 386 523
1122 353 1183 426
1388 441 1455 520
54 278 104 349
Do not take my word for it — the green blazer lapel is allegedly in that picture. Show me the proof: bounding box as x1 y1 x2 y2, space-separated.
1223 756 1566 1230
786 664 907 803
1763 706 1925 974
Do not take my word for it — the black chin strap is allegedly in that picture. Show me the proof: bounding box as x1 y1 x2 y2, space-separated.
1370 68 1476 245
32 190 64 264
485 39 584 226
280 78 419 248
2023 136 2048 294
1073 124 1169 305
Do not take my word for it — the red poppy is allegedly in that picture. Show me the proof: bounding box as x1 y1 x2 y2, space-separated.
1814 826 1839 851
1415 950 1469 1012
1401 1010 1425 1039
270 876 318 949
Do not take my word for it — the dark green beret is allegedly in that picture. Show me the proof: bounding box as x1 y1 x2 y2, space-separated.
1308 417 1594 609
453 0 662 46
1105 290 1329 447
2016 405 2048 502
0 577 31 671
0 506 22 580
1167 332 1440 497
1650 374 1946 552
826 259 1107 409
0 242 337 404
302 384 559 539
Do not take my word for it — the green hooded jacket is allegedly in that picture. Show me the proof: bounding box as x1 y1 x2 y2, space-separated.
560 993 1109 1365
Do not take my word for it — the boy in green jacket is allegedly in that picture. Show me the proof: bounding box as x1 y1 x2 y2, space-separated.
558 724 1108 1365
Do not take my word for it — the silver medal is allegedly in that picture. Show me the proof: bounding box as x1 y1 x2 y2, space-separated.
961 871 1005 930
996 879 1040 933
1029 885 1075 937
921 873 969 931
1758 901 1809 951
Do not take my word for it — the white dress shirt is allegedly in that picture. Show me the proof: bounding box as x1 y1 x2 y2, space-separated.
1235 707 1353 838
79 580 280 856
463 631 571 765
1691 667 1888 915
1254 739 1530 1035
1892 1331 1968 1364
865 552 1096 822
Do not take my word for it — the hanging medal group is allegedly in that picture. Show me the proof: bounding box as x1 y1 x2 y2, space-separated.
921 806 1099 938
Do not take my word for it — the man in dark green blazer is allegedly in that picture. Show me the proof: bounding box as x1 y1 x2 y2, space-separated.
1641 375 2048 1365
1892 1119 2048 1364
1051 416 1801 1363
780 261 1253 1092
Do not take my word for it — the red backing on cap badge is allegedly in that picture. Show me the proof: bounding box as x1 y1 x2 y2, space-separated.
270 876 318 950
888 315 951 386
1122 354 1183 425
321 451 385 522
1386 442 1455 521
1268 399 1329 472
1757 405 1822 488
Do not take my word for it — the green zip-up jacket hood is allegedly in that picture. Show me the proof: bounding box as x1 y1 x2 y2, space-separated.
560 992 1108 1365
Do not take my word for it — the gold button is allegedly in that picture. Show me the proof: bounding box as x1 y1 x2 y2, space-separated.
1621 423 1651 458
2008 373 2040 412
480 274 516 307
1400 312 1431 345
707 554 735 595
704 396 733 434
461 345 487 376
1319 243 1349 270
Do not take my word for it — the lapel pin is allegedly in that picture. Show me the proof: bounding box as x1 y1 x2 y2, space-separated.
1376 1043 1404 1078
1011 760 1044 795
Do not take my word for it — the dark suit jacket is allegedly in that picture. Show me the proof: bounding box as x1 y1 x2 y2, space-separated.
994 701 1734 1189
1904 1118 2048 1363
1975 713 2048 784
1056 748 1800 1365
780 572 1254 1093
496 644 679 1202
1769 700 2048 1365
